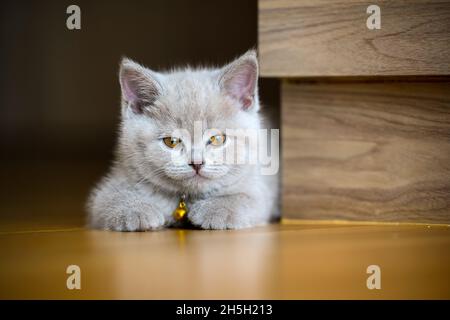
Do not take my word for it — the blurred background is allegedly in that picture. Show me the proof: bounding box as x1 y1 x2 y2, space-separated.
0 0 279 230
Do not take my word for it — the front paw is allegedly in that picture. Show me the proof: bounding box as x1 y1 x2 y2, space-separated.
97 211 165 231
188 200 254 230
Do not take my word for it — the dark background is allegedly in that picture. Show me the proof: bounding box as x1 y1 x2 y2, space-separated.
0 0 279 228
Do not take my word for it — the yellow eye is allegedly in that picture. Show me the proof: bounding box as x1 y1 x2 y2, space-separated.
209 133 226 146
163 137 181 148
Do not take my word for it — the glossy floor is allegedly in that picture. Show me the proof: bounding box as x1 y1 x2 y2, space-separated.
0 219 449 299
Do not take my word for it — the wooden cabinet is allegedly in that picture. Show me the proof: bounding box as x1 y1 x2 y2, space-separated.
282 82 450 223
259 0 450 223
259 0 450 77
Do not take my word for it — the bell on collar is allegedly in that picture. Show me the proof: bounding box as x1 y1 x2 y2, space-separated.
173 197 188 221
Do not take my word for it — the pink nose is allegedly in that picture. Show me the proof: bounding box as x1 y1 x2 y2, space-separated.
190 163 203 173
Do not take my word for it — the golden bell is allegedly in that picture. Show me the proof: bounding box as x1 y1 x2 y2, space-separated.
173 199 188 221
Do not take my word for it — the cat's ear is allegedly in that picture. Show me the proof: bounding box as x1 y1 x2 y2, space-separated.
219 50 259 110
119 57 162 114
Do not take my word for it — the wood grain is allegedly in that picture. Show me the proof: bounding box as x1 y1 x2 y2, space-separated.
259 0 450 76
1 223 449 299
282 81 450 223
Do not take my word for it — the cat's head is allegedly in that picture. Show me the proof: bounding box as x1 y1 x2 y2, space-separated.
117 50 261 195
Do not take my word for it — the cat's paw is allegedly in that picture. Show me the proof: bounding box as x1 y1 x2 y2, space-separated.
188 200 254 230
101 211 165 231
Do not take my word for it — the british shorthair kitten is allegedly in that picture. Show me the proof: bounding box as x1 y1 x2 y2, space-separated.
87 50 279 230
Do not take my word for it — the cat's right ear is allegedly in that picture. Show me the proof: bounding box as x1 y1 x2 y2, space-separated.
119 58 162 114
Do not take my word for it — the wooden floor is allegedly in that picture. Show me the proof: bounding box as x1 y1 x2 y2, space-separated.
0 161 448 299
0 218 449 299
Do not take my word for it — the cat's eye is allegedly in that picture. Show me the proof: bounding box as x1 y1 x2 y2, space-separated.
163 137 181 148
208 133 226 146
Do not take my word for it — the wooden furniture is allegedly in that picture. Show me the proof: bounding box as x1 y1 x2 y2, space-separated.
259 0 450 223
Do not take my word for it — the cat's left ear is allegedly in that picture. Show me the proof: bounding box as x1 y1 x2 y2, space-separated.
219 50 259 111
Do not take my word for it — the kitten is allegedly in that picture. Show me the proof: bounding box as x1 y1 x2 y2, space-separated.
87 50 279 231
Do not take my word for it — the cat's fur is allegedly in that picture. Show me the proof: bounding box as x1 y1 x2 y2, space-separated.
87 50 279 231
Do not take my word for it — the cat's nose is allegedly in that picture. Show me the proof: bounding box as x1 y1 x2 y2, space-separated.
189 163 203 174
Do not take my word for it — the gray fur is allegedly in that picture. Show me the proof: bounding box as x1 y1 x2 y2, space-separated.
87 50 279 231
